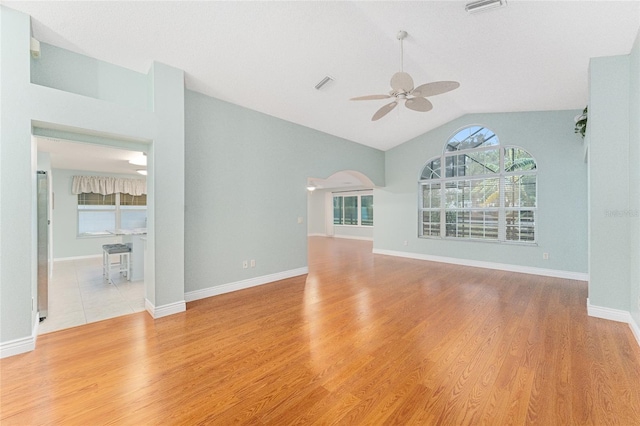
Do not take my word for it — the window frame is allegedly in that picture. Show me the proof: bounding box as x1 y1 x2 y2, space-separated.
77 192 147 238
333 191 374 228
418 125 537 245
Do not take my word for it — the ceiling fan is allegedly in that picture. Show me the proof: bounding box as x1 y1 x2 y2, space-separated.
351 30 460 121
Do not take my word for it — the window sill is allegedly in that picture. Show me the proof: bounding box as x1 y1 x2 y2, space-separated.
418 235 537 246
77 232 119 239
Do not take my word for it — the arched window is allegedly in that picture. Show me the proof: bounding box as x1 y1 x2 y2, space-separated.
419 125 537 243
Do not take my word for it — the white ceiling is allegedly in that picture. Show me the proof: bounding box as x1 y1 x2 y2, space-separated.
36 137 146 177
5 1 640 155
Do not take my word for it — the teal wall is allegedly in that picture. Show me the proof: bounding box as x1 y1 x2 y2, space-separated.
183 90 384 293
630 30 640 330
588 29 640 333
31 42 149 111
375 111 588 274
589 55 631 311
0 6 185 350
1 6 43 346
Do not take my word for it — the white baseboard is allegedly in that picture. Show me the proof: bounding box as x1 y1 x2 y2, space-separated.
372 248 589 281
185 267 309 302
587 299 640 348
0 335 36 359
54 254 102 262
307 234 373 242
333 235 374 241
0 315 38 359
145 299 186 319
632 318 640 347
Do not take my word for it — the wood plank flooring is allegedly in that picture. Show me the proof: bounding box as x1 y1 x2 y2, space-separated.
2 237 640 424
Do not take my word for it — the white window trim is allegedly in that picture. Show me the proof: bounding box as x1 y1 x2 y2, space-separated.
77 192 147 238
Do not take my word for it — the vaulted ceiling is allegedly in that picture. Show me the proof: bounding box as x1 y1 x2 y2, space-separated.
5 1 640 153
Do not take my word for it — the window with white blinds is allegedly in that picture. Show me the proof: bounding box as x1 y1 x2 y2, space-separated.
419 125 537 243
78 192 147 237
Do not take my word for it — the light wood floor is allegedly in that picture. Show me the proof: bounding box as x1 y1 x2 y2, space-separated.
2 237 640 424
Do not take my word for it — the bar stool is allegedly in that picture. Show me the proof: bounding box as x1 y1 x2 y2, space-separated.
102 243 132 284
101 244 121 277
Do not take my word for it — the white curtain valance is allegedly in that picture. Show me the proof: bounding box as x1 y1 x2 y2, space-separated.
72 175 147 196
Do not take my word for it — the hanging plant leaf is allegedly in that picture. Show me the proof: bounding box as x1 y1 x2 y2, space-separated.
574 106 588 139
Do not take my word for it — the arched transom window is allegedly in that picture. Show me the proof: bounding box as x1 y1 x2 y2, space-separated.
419 125 537 243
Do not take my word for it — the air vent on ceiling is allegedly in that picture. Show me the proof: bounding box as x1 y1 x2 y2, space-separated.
314 75 334 90
465 0 507 14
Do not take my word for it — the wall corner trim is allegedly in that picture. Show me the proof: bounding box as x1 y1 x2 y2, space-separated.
587 299 640 348
145 299 186 319
372 249 589 281
185 267 309 302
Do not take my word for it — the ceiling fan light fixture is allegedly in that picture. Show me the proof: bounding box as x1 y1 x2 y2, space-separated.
128 152 147 166
465 0 507 14
350 30 459 121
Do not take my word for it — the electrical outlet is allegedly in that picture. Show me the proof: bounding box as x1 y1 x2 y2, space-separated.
403 240 408 246
242 260 248 269
297 217 303 224
250 259 256 268
543 253 549 260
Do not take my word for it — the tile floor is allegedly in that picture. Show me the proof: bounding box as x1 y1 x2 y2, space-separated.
38 256 145 335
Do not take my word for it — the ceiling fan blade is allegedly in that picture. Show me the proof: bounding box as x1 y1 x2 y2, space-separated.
372 101 398 121
405 97 433 112
390 72 414 92
350 94 392 101
411 81 460 97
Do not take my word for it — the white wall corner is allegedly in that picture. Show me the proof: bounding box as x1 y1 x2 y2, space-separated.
587 298 640 348
185 267 309 302
145 299 186 319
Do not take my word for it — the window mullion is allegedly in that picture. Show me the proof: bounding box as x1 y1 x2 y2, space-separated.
498 176 506 241
440 181 446 237
115 192 121 230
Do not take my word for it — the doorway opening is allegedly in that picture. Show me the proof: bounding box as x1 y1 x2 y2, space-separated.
306 170 375 241
35 132 151 334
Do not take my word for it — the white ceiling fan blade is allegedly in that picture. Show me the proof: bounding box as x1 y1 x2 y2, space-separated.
405 97 433 112
390 72 414 92
350 94 392 101
372 101 398 121
411 81 460 97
